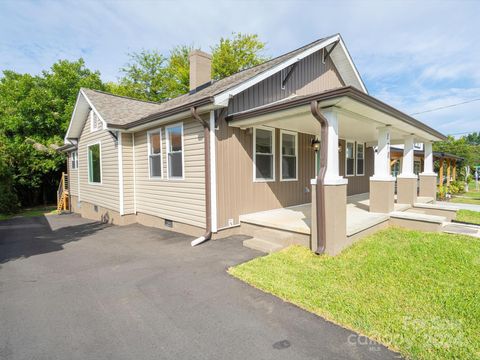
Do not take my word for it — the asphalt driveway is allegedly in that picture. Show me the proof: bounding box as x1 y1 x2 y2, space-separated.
0 214 399 360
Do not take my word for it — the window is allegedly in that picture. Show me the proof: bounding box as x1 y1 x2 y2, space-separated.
71 151 78 170
88 143 101 183
356 143 364 176
281 130 297 181
90 110 102 132
345 141 355 176
254 127 275 181
148 129 163 178
166 123 184 179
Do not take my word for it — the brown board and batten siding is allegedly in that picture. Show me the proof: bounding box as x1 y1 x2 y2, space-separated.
216 118 315 229
228 49 344 114
133 117 206 229
78 112 119 211
121 133 135 214
338 139 374 196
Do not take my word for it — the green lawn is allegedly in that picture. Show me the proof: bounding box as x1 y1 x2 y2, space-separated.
0 206 57 221
229 228 480 360
450 186 480 205
456 210 480 225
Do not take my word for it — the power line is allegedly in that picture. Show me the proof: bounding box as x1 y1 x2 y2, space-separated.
410 98 480 115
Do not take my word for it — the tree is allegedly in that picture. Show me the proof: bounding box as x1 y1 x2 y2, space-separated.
0 59 105 209
465 132 480 145
211 33 268 79
115 50 168 102
110 33 268 102
433 135 480 177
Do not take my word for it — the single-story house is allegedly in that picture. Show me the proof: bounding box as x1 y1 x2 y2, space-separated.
60 33 450 254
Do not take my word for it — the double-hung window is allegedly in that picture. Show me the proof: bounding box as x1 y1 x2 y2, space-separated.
356 143 365 176
148 129 162 178
166 123 184 179
71 151 78 170
345 141 355 176
254 127 275 181
88 143 101 183
280 130 297 181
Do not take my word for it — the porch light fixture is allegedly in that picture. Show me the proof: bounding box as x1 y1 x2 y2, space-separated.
311 138 321 152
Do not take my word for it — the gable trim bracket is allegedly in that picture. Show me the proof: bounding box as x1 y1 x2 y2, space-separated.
281 63 298 88
322 40 339 63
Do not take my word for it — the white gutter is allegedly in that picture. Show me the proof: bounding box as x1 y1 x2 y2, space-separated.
117 132 124 215
209 110 217 233
132 133 137 214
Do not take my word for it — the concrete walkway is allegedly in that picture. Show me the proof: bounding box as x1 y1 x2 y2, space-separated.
436 201 480 212
0 214 398 360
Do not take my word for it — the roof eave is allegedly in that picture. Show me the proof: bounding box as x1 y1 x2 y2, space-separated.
227 86 447 141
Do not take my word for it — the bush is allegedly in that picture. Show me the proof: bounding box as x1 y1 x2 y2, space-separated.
0 158 19 214
437 185 447 200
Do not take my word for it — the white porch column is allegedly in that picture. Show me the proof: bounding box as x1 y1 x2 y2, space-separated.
397 135 418 204
399 135 415 177
419 141 437 200
421 141 435 175
369 126 395 212
322 110 348 185
372 126 395 181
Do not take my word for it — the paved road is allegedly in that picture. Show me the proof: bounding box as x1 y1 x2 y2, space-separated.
0 214 399 360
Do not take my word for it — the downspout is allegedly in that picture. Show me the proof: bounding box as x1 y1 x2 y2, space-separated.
310 101 329 254
190 107 212 246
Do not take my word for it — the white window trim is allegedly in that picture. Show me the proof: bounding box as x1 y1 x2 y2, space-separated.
253 126 276 182
90 110 102 132
71 151 78 170
165 122 185 180
147 128 164 180
87 141 102 185
356 142 365 176
280 129 298 181
345 140 355 177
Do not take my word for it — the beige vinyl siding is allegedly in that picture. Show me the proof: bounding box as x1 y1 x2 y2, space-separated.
67 152 78 196
216 118 314 228
228 49 344 114
121 133 135 214
134 118 206 228
78 112 119 211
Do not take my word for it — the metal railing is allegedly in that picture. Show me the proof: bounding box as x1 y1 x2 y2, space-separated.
57 172 68 211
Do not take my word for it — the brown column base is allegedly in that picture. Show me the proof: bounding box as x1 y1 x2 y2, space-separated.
397 176 418 205
419 173 437 199
369 179 395 213
311 181 347 256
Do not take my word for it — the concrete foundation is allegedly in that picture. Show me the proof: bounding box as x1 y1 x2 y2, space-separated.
419 173 437 199
369 179 395 213
397 176 418 205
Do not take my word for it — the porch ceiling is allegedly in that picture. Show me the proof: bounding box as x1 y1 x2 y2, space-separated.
227 89 445 143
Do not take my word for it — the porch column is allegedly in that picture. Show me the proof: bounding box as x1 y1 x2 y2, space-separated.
419 141 437 199
310 107 347 256
369 126 395 213
397 135 418 205
446 159 451 186
452 160 457 181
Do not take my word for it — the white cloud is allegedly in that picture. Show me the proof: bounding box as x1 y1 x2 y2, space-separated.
0 0 479 134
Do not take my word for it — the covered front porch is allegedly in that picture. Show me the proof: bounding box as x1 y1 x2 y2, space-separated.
228 87 446 255
239 193 434 238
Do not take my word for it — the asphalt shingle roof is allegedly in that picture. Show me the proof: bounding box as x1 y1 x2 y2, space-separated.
82 35 337 128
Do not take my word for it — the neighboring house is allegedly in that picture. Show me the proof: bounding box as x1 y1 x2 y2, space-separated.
60 34 448 254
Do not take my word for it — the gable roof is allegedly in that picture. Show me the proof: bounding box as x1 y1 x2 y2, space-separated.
66 33 367 137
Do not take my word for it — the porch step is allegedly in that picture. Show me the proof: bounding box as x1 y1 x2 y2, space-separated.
243 238 286 253
390 211 447 223
442 223 480 238
389 211 447 232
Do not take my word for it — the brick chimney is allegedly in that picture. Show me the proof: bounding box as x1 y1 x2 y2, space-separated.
189 50 212 91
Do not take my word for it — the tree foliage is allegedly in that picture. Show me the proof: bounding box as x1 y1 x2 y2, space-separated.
211 33 268 79
433 135 480 177
109 33 268 101
0 59 104 210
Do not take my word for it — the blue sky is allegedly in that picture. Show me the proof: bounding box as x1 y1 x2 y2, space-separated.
1 0 479 136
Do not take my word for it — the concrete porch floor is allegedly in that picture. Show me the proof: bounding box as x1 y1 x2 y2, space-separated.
239 193 435 237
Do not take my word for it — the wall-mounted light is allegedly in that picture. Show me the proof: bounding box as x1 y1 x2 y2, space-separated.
338 145 342 153
311 138 321 152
